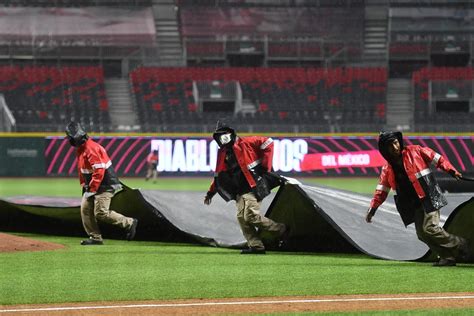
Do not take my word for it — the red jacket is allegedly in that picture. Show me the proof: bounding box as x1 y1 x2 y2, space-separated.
370 145 458 219
208 136 274 196
147 152 159 165
76 139 121 193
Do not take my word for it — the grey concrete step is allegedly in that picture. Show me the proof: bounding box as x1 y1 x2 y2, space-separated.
155 37 181 41
156 31 180 36
365 39 386 43
158 42 182 47
158 56 183 59
365 43 386 48
155 20 178 25
365 27 387 32
365 48 387 52
365 32 387 38
153 0 175 4
155 25 178 30
159 47 182 53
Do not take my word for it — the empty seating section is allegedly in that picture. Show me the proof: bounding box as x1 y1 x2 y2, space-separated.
0 66 109 132
181 7 363 40
413 67 474 132
130 67 387 132
389 7 473 59
181 7 364 61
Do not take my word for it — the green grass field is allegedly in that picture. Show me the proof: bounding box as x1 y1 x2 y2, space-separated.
1 177 473 314
0 176 378 197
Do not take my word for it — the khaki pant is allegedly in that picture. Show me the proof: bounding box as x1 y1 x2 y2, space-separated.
81 191 133 241
414 207 464 260
146 164 158 182
236 192 285 250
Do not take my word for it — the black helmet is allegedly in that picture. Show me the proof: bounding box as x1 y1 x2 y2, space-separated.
378 130 403 162
213 120 236 148
65 121 88 147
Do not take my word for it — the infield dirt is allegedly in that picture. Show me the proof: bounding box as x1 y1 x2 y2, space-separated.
0 232 65 253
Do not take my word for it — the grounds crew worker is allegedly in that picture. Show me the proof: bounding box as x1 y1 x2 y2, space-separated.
204 121 289 254
66 121 138 245
145 149 159 183
366 130 471 266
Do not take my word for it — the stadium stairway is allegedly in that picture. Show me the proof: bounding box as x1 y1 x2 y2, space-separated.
386 78 413 131
152 0 184 66
105 78 140 132
363 4 388 61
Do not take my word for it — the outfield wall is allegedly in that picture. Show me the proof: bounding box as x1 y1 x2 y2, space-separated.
0 134 472 177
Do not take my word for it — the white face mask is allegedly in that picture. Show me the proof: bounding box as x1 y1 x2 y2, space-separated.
219 133 232 145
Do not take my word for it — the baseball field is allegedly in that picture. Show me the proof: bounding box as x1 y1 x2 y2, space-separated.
1 177 474 315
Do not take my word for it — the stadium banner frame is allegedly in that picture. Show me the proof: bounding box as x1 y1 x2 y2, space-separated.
43 134 473 177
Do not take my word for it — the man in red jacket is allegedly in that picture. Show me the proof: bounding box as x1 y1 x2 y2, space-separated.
366 131 470 266
145 149 159 183
204 121 289 254
66 122 138 245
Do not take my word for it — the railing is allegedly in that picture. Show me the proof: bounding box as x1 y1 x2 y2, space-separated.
177 0 365 7
1 0 152 6
389 39 473 60
183 36 366 64
0 37 369 69
0 94 16 132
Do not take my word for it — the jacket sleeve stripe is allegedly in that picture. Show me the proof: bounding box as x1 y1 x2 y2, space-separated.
260 138 273 150
92 161 112 169
247 159 262 169
432 153 441 165
415 168 431 179
376 184 390 193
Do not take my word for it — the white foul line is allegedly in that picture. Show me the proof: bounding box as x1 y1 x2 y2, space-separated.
2 295 474 313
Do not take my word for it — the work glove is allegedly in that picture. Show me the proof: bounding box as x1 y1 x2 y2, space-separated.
365 207 377 223
82 184 89 195
204 191 215 205
82 185 95 199
449 170 462 180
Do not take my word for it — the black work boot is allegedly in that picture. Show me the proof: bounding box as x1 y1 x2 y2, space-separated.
80 238 103 245
433 257 456 267
240 247 266 254
278 224 291 249
126 218 138 241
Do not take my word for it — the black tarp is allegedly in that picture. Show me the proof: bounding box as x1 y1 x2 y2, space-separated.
0 182 472 262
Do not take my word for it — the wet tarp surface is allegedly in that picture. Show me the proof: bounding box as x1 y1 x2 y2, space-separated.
0 183 472 262
265 184 473 261
138 190 274 247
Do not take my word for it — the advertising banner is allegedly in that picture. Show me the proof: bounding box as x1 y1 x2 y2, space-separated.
300 150 385 171
0 137 45 176
44 135 473 177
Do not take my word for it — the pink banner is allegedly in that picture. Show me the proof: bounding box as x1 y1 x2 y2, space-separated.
300 150 385 171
